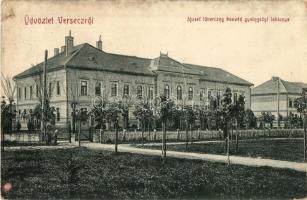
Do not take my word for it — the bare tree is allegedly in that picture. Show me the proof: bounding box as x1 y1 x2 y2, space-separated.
1 73 16 104
1 73 16 149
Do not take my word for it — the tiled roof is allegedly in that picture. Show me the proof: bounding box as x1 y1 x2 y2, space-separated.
184 63 253 86
65 44 154 76
252 78 307 95
14 43 253 86
14 43 154 79
13 44 85 79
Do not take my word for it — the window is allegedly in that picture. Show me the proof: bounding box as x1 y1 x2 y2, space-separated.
30 86 33 99
18 87 21 99
200 91 204 101
36 85 39 97
24 87 27 99
111 83 117 97
123 84 130 96
81 81 88 96
177 85 182 100
95 82 101 96
56 108 60 121
164 84 170 98
233 93 238 105
289 98 293 108
137 85 143 98
217 91 222 107
49 82 52 97
149 87 154 100
188 87 193 100
56 81 60 95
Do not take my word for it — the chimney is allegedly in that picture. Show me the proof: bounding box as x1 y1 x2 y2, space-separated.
96 35 102 50
272 76 280 82
61 45 66 52
54 48 59 56
65 30 74 56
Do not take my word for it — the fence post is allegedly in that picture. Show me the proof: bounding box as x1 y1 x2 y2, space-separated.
154 129 156 141
99 129 103 143
122 129 126 142
177 129 180 141
54 130 58 145
198 128 201 140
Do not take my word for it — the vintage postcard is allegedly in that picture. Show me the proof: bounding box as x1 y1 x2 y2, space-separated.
1 0 307 199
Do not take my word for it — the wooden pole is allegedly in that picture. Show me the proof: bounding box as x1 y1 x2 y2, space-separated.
185 118 188 150
78 116 81 147
115 121 118 153
227 121 230 166
304 114 306 162
162 122 166 158
42 50 48 144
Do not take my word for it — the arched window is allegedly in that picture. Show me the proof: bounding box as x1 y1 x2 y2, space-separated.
164 84 170 98
188 87 193 100
137 85 143 98
177 85 182 100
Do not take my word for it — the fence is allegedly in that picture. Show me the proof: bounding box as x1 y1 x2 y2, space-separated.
93 128 305 143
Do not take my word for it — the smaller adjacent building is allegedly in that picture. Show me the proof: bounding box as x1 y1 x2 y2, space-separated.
251 77 307 118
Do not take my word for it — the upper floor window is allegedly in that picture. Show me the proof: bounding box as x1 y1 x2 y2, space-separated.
233 93 238 105
95 82 101 96
289 98 293 108
149 87 154 100
188 87 193 100
164 84 170 99
177 85 182 100
56 81 60 95
81 81 88 96
49 82 53 97
123 84 130 96
18 87 21 99
36 85 39 97
30 86 33 99
111 83 117 97
24 87 27 99
217 91 222 107
137 85 143 98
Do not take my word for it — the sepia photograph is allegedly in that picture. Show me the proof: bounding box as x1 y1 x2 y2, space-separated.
1 0 307 199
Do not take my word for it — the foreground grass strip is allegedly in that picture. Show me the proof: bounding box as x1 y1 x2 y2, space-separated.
138 139 305 162
1 148 306 199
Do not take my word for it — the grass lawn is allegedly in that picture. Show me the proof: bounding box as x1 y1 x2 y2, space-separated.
140 139 305 162
1 148 306 199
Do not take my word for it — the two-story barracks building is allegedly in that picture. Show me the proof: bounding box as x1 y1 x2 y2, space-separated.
14 32 253 128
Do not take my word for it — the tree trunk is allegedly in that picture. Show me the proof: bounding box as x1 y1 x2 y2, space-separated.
78 119 81 147
190 124 193 144
148 119 151 141
162 121 166 158
141 120 144 147
235 119 239 153
227 121 230 166
304 114 306 162
185 119 188 150
115 121 118 154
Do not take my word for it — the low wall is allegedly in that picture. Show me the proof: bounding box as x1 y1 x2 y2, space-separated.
93 128 304 143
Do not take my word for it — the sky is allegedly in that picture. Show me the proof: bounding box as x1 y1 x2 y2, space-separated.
1 0 307 87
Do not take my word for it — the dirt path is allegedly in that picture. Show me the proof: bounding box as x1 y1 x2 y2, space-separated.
82 142 307 173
